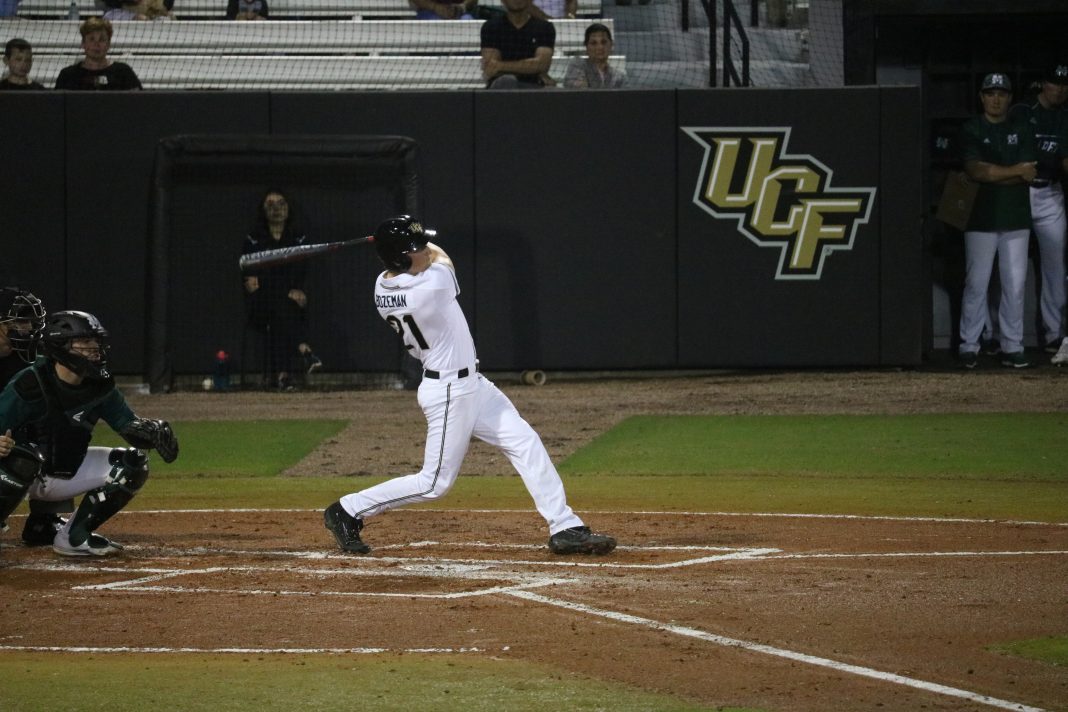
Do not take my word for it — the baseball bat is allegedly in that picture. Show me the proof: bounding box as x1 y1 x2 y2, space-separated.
238 236 374 272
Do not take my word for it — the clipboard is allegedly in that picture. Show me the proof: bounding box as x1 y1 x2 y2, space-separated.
935 170 978 231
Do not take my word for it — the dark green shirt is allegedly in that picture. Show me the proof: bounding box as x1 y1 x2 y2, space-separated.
1009 98 1068 183
0 359 136 476
958 114 1036 231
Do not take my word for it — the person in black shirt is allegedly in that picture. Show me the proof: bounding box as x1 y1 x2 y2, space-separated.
54 17 143 91
241 190 323 391
480 0 555 89
0 38 45 90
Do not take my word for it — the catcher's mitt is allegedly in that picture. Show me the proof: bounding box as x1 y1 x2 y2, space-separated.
120 418 179 463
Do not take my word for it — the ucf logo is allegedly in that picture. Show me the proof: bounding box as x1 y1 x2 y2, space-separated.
683 127 876 280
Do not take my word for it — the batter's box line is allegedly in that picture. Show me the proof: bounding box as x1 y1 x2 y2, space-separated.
23 560 577 600
0 644 506 655
126 544 782 569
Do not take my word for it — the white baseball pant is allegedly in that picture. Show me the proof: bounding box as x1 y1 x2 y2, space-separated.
340 371 585 535
960 229 1030 354
1029 183 1067 344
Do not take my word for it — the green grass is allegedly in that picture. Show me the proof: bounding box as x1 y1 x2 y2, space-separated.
67 413 1066 521
0 653 721 712
93 420 348 477
560 413 1068 480
990 636 1068 667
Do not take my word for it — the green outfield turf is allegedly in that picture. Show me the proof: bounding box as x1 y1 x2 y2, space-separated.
87 412 1067 522
0 654 719 712
92 420 349 477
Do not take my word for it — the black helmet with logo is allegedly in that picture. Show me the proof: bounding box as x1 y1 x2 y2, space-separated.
373 215 435 272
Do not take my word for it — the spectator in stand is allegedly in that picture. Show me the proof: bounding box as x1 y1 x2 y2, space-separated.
54 18 143 90
410 0 475 20
227 0 268 20
103 0 148 20
480 0 555 89
143 0 173 19
0 39 46 90
956 72 1038 369
0 0 20 18
531 0 575 20
563 22 625 89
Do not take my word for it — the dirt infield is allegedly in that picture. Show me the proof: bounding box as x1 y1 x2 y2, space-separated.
3 369 1068 711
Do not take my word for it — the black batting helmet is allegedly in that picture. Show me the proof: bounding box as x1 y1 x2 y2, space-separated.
373 215 434 272
0 286 46 363
41 310 111 380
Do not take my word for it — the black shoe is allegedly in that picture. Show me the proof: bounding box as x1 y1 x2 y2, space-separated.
1045 338 1062 354
548 526 616 555
324 501 370 554
959 351 978 370
21 513 66 547
1000 351 1030 369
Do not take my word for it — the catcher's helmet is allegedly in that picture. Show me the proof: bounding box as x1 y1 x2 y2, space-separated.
374 215 435 272
42 310 111 380
0 286 46 363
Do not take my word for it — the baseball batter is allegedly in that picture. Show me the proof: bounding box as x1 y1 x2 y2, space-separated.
958 72 1038 369
1009 63 1068 355
324 216 615 555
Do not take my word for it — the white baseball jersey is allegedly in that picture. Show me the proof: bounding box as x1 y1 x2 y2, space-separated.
341 256 585 536
375 263 476 373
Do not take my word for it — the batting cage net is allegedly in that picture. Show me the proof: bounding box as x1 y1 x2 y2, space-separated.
147 135 421 393
3 0 842 90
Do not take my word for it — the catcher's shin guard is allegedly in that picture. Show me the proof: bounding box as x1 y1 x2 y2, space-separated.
0 444 45 529
66 448 149 547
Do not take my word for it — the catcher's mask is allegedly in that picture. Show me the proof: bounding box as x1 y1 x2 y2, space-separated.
374 215 435 272
42 310 111 380
0 286 46 363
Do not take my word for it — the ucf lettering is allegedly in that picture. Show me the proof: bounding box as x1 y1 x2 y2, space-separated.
683 127 876 280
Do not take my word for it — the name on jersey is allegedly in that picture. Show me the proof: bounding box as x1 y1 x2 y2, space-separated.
682 126 876 280
375 294 407 308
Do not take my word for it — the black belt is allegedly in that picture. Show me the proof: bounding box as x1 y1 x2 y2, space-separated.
424 367 470 379
1032 179 1059 188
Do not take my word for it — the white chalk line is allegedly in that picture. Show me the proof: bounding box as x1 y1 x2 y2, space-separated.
0 645 499 655
507 590 1047 712
6 508 1062 527
127 544 780 570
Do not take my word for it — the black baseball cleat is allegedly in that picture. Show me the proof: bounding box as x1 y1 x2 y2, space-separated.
548 526 616 555
324 501 371 554
21 513 67 547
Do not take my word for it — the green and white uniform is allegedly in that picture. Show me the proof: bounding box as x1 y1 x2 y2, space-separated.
1010 98 1068 346
958 114 1037 356
0 359 144 554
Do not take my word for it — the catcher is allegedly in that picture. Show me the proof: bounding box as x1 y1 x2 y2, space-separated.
0 311 178 556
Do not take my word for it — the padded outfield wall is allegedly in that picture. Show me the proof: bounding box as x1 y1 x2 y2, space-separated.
0 87 922 378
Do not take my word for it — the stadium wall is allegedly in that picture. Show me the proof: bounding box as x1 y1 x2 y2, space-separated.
0 86 922 378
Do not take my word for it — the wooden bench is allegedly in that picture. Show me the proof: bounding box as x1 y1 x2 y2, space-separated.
17 0 604 20
29 52 625 89
0 18 610 55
